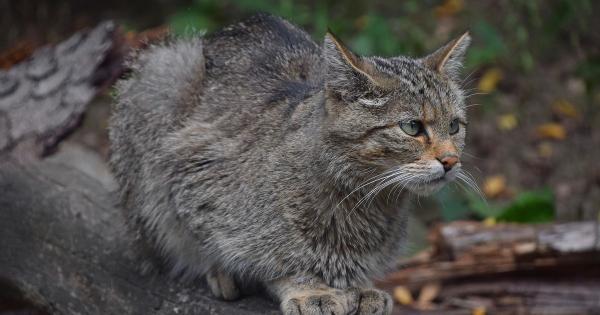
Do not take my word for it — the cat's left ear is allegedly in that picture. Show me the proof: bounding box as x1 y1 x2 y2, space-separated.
422 32 471 80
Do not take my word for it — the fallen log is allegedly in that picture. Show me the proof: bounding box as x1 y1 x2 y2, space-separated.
379 221 600 315
0 158 278 314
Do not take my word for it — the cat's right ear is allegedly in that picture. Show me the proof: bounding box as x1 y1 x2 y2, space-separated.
422 32 471 81
324 31 391 107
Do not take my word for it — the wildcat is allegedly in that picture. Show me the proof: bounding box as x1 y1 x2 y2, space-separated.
109 13 470 315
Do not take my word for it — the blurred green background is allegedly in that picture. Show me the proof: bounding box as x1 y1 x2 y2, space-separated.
2 0 599 233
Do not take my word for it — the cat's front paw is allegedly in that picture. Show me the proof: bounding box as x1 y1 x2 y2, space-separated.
356 288 392 315
281 288 359 315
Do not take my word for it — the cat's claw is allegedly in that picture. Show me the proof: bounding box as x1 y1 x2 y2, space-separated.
206 269 240 301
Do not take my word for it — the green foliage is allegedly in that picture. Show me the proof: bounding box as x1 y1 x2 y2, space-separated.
436 186 555 224
168 0 224 35
167 0 434 57
464 20 506 69
167 0 594 75
576 57 600 94
436 186 473 221
496 189 554 223
169 10 213 35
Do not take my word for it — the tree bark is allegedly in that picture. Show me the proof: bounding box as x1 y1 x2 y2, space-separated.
0 21 122 161
0 158 279 315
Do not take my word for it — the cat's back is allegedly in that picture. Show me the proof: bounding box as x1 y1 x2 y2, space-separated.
110 14 323 203
202 13 323 98
113 14 322 138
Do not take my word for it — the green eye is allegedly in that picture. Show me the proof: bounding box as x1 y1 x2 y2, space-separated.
449 118 460 135
400 120 424 136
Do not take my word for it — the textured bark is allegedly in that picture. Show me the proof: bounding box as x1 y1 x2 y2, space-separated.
0 158 278 315
0 22 121 161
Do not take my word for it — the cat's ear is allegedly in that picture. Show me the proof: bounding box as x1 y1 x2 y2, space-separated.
323 31 391 107
422 32 471 80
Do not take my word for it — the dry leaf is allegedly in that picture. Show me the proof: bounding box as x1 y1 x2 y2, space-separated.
0 40 36 69
393 286 413 305
497 113 517 131
124 25 170 50
483 175 506 198
552 99 579 118
536 123 566 140
566 78 586 95
472 306 486 315
478 68 503 93
537 141 553 158
434 0 464 18
514 242 536 255
417 282 441 310
354 15 369 30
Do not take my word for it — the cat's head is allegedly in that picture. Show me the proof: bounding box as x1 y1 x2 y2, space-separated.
322 31 471 196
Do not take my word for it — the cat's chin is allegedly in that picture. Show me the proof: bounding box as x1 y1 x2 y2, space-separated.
408 178 448 196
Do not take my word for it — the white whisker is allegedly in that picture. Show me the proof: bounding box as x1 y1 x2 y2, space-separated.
464 92 489 98
334 168 399 206
456 170 486 204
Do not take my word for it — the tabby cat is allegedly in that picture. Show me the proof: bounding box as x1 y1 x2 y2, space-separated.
109 13 471 315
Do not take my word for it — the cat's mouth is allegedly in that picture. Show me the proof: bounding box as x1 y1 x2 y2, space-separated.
385 162 460 196
412 169 459 195
410 177 447 196
425 176 445 184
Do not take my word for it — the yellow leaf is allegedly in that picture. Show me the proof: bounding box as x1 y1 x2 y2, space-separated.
497 113 517 131
417 282 441 309
434 0 464 17
536 123 566 140
483 217 496 227
478 68 503 93
393 286 413 305
483 175 506 198
473 306 486 315
552 99 579 118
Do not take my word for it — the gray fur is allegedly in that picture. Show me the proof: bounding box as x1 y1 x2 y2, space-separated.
109 13 470 314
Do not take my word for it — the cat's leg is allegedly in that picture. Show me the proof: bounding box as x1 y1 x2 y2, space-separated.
266 275 392 315
266 275 359 315
206 267 241 300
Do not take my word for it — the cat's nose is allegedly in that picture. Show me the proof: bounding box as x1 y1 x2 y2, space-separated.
437 155 459 172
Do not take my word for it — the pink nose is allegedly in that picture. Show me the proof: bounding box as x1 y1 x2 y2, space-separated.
438 155 458 172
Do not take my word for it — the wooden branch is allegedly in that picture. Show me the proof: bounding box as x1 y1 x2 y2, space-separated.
0 158 278 314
